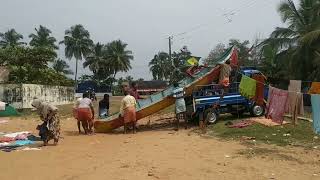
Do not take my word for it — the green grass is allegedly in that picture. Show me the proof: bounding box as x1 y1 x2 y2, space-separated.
206 115 320 148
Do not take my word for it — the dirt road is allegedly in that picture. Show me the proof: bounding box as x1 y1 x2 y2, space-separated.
1 113 320 180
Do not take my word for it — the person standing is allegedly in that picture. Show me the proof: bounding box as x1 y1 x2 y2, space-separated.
99 94 110 118
172 82 187 130
130 82 142 100
119 90 137 134
219 60 232 94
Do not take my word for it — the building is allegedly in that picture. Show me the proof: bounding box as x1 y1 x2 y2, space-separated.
137 80 168 95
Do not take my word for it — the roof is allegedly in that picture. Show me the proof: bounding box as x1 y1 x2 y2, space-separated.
137 80 168 90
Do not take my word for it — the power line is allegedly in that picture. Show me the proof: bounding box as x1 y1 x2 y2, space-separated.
169 0 263 41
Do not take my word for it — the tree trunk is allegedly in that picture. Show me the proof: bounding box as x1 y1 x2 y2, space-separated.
75 58 78 90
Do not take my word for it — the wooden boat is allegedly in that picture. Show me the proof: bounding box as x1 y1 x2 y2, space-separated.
94 47 235 133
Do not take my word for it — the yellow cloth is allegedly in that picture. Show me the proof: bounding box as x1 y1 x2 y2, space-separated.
309 82 320 94
120 95 137 116
187 57 198 66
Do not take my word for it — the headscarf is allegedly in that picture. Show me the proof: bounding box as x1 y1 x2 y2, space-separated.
31 99 58 120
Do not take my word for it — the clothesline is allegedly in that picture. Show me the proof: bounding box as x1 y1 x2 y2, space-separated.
236 70 317 95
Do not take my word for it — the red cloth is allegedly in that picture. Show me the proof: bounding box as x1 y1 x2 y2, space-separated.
252 75 265 106
77 108 93 123
0 137 15 143
228 120 254 128
14 134 28 140
230 48 238 67
124 106 136 124
266 87 289 124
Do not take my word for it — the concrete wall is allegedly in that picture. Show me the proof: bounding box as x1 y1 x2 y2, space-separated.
0 84 74 109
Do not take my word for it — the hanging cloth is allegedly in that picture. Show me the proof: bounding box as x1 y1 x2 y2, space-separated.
311 95 320 134
239 75 256 99
286 80 304 124
252 74 265 106
309 82 320 94
266 86 289 124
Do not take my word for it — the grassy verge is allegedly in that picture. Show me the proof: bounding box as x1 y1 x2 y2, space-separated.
206 114 320 148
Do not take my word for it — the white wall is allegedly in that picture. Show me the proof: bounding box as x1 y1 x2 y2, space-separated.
0 84 74 109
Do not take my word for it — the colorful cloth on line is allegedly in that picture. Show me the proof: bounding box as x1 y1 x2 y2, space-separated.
311 95 320 134
239 75 256 99
252 74 265 106
286 80 304 124
266 86 289 124
309 82 320 94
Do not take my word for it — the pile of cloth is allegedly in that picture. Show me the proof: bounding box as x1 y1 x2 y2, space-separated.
0 131 41 152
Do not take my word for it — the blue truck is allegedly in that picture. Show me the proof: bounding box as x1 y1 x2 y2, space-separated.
190 67 268 124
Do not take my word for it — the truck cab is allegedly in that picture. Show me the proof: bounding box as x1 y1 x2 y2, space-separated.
190 67 268 124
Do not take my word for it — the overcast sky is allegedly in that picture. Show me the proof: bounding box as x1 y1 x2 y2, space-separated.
0 0 297 80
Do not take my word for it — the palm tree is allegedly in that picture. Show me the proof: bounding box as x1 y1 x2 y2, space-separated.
149 52 172 80
60 24 93 83
29 25 58 49
104 40 133 78
84 42 107 74
261 0 320 80
0 29 25 48
52 59 73 75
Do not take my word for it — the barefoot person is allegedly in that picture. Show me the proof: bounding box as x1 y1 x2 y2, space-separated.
32 99 60 146
172 82 187 130
77 92 95 134
73 94 83 133
120 90 137 134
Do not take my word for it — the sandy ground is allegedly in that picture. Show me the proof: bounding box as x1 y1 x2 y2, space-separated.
1 102 320 180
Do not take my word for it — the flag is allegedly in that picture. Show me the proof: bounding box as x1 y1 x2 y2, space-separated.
186 56 201 66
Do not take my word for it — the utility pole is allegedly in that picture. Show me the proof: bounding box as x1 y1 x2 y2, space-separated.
168 36 172 63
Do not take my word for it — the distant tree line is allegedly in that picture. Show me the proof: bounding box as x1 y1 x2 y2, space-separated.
0 24 133 87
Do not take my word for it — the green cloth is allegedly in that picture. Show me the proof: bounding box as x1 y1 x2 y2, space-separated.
239 75 256 99
0 105 19 117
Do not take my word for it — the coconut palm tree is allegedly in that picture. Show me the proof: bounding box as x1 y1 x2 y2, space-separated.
0 29 25 48
149 52 172 80
261 0 320 80
84 42 106 74
52 59 73 75
104 40 133 78
29 25 58 49
60 24 93 83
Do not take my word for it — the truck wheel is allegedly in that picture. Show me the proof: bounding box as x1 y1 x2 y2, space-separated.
205 109 218 124
251 105 264 117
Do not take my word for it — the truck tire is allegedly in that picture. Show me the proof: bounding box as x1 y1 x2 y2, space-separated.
251 105 264 117
205 108 219 124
